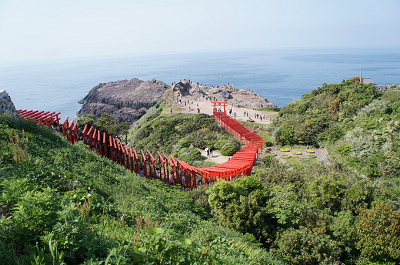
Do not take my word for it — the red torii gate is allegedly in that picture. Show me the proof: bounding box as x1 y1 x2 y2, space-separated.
211 101 228 113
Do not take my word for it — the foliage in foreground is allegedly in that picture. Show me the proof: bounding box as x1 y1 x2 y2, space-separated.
205 154 400 264
0 113 279 264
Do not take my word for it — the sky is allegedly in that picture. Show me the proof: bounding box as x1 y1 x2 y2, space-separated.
1 0 400 63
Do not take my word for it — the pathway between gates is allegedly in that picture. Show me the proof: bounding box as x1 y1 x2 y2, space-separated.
17 103 263 190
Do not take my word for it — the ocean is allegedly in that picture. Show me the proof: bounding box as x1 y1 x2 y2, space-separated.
1 48 399 120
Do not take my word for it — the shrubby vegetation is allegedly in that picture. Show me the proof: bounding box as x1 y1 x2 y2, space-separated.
270 79 381 147
203 154 400 264
77 112 129 142
127 103 241 167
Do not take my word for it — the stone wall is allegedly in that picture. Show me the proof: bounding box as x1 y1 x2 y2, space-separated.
0 90 19 115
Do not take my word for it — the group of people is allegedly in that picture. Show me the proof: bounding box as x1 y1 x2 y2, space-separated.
177 97 201 113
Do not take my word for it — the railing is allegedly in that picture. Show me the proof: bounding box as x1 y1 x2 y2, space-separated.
17 109 263 190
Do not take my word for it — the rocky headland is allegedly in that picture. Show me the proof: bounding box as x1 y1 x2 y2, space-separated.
78 78 277 125
78 78 168 124
171 79 276 109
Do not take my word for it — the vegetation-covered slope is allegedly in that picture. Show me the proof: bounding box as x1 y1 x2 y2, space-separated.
127 102 242 167
270 79 400 178
271 79 381 147
0 113 280 264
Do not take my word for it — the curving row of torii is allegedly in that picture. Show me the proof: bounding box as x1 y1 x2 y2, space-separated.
17 108 263 190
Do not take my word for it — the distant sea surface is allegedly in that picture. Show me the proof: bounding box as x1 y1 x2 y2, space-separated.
1 48 399 120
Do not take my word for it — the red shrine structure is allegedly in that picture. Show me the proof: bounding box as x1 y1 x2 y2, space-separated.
17 100 263 190
211 101 228 113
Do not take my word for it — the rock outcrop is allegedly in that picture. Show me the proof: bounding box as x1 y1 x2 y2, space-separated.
0 90 19 115
78 78 168 124
172 80 276 109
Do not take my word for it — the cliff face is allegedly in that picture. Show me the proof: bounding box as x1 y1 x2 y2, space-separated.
0 90 19 115
172 80 277 109
78 78 168 124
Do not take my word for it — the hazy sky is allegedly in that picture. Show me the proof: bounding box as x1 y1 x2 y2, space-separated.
1 0 399 63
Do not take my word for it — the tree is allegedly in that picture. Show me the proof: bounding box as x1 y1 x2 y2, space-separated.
274 226 342 265
356 202 400 263
207 177 276 244
77 113 129 140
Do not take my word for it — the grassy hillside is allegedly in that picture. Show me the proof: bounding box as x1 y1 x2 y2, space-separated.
0 113 280 264
128 102 242 167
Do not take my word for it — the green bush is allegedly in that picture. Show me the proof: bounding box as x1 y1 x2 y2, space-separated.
220 142 241 156
176 147 202 165
274 226 342 264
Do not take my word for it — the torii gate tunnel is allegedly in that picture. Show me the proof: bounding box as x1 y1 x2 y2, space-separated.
17 102 263 190
211 101 228 113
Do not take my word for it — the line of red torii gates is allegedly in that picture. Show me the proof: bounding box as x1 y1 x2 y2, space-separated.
17 101 264 190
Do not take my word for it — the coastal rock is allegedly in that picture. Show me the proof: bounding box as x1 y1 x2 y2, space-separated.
172 80 276 109
78 78 168 124
0 90 19 115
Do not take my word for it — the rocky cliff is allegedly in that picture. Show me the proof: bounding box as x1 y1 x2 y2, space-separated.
0 90 19 115
172 80 276 109
78 78 168 124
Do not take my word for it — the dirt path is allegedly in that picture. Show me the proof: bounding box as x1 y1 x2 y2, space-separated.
198 148 231 164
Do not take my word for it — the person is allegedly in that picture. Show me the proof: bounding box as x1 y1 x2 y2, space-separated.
209 147 213 157
205 147 209 157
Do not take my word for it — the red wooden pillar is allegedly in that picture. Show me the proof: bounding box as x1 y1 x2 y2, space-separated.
158 151 167 183
133 148 140 175
109 135 114 161
67 119 74 144
171 155 180 185
141 150 148 178
164 155 172 184
70 121 77 143
113 138 119 164
87 126 93 148
98 130 103 156
116 140 122 165
92 129 97 150
124 145 130 170
82 124 88 145
102 132 107 158
128 147 134 172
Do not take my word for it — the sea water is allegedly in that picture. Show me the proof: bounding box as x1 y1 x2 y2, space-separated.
1 47 399 120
